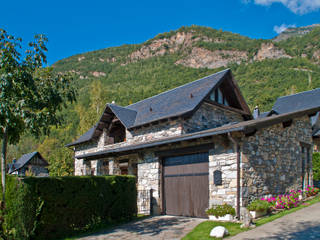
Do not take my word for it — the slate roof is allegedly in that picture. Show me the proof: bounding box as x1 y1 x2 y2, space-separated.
9 152 48 174
272 88 320 114
67 69 252 147
66 125 97 147
77 105 320 159
125 69 231 127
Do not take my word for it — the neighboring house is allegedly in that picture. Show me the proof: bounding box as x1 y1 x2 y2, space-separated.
67 69 319 218
8 152 49 177
258 88 320 151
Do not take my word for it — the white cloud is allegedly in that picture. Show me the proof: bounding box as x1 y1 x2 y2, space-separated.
248 0 320 14
273 23 296 34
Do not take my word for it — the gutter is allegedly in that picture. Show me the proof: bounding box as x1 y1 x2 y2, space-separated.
228 132 241 220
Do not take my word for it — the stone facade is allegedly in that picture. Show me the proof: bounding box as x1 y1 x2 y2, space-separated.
241 116 313 205
128 120 183 143
209 142 237 207
74 102 242 176
137 152 161 215
183 102 243 133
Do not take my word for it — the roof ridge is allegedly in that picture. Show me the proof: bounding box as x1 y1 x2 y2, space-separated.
126 69 230 108
277 87 320 100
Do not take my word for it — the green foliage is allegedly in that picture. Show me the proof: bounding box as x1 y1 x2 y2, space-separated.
313 152 320 181
276 26 320 59
206 204 235 217
247 199 271 211
1 175 137 240
182 221 244 240
231 57 320 111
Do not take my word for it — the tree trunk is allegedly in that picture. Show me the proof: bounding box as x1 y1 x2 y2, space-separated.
1 128 8 203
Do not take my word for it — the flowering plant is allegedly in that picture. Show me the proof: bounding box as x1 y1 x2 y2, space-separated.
304 186 320 197
260 190 301 210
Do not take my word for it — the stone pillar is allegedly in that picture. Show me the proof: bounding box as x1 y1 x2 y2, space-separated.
74 158 85 176
209 144 237 207
109 159 121 175
91 160 99 176
137 152 160 215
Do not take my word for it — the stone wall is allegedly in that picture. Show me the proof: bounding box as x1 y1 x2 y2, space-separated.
183 102 243 133
137 152 161 215
209 140 238 207
241 116 313 205
127 120 183 142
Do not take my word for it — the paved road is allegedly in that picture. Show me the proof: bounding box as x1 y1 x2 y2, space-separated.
229 201 320 240
77 215 205 240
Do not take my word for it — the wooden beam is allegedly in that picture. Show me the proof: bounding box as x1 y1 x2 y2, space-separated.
155 143 214 157
204 99 250 116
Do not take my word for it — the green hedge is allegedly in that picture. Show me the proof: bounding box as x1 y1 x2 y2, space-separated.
313 152 320 182
1 175 137 240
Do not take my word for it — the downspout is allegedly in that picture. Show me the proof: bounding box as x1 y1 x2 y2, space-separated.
228 132 240 220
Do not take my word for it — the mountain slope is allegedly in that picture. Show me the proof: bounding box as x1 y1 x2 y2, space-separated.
8 24 320 175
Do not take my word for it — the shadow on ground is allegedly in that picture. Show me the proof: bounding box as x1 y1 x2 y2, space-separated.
82 216 200 238
245 220 320 240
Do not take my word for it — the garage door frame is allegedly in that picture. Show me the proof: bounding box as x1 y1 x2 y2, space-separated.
156 143 214 217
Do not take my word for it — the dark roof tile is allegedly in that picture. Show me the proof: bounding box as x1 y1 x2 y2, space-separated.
273 88 320 114
9 152 48 174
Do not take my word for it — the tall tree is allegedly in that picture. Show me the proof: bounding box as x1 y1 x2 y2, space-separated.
0 29 76 202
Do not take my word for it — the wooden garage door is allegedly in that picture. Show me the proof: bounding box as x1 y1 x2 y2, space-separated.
163 152 209 218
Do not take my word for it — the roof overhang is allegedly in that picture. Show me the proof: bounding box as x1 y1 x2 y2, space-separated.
77 105 320 160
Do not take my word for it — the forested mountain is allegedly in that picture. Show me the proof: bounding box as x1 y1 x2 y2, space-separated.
7 25 320 175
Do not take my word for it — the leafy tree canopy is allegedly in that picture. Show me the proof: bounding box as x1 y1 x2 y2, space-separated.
0 29 77 198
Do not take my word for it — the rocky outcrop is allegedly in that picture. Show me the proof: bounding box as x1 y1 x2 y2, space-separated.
91 71 106 77
313 50 320 62
129 32 194 61
78 56 85 61
176 47 248 69
254 43 291 61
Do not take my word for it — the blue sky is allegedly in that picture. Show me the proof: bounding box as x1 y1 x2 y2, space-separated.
2 0 320 65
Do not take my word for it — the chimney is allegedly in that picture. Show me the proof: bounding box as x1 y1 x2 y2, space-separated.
253 106 260 119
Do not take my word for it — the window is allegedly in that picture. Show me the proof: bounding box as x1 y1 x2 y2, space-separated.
213 170 222 186
209 87 229 107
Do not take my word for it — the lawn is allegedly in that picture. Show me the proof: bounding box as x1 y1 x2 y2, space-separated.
182 195 320 240
182 221 247 240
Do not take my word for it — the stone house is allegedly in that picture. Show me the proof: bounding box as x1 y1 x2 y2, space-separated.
8 152 49 176
67 69 319 218
259 88 320 151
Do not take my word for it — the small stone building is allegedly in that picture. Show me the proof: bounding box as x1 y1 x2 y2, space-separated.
67 69 320 218
8 152 49 177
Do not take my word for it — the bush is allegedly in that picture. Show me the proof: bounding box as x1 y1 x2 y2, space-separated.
260 190 301 210
313 152 320 182
1 175 137 240
304 185 320 197
247 200 271 211
206 204 235 217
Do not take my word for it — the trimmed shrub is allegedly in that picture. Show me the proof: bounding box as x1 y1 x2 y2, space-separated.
247 200 271 211
1 175 137 240
313 152 320 182
206 204 235 217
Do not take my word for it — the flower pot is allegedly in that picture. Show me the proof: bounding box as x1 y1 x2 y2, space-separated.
249 209 267 219
209 214 234 221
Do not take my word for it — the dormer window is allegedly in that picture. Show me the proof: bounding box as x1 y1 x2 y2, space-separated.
210 88 229 106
